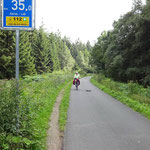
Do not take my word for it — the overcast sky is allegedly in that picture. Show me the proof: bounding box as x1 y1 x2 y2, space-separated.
36 0 146 44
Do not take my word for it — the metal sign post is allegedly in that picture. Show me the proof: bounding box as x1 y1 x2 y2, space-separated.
16 30 20 133
1 0 35 77
0 0 35 134
1 0 35 80
16 30 19 81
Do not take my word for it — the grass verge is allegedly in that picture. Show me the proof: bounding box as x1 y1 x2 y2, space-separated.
91 75 150 119
59 82 72 131
0 72 73 150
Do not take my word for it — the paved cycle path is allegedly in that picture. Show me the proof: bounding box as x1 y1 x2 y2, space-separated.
62 77 150 150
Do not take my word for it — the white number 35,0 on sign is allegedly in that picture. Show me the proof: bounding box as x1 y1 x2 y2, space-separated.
12 0 25 11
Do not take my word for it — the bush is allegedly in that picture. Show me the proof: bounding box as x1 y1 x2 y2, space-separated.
0 80 33 149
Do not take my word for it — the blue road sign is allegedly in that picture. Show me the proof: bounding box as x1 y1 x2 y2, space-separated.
2 0 35 30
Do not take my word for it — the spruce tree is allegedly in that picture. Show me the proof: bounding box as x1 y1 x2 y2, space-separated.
48 33 61 71
32 26 50 73
19 31 36 76
0 30 15 79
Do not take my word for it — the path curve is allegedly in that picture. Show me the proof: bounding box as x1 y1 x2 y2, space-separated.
63 77 150 150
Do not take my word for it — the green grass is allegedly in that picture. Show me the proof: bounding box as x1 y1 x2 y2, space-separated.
59 81 72 131
0 72 73 150
91 74 150 119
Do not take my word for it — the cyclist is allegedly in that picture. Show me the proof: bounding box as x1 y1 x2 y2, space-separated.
73 72 80 85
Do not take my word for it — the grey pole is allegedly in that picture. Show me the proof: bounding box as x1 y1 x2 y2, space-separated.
16 30 19 80
16 30 20 134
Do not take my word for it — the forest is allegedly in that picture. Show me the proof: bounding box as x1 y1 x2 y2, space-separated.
1 1 149 87
1 0 150 87
91 0 150 87
0 25 92 79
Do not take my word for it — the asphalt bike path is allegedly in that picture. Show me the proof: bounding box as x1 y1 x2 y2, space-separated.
62 77 150 150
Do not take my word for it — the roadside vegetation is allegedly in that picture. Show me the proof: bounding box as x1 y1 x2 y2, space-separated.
90 0 150 87
59 82 72 131
91 74 150 119
0 72 72 150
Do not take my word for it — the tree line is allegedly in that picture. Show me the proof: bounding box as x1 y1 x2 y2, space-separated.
91 0 150 86
0 25 92 79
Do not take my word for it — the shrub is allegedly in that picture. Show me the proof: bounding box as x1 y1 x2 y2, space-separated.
0 80 34 149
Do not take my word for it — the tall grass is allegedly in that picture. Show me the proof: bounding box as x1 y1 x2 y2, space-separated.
91 74 150 119
0 72 72 150
59 81 72 131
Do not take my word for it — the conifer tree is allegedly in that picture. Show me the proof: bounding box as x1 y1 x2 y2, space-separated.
48 33 61 71
32 26 50 73
19 31 36 76
0 30 15 79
